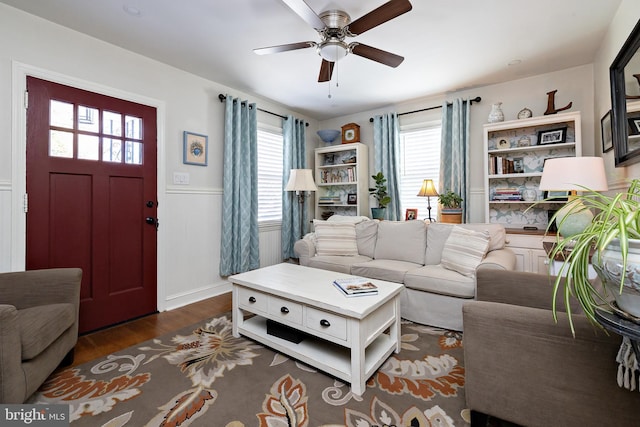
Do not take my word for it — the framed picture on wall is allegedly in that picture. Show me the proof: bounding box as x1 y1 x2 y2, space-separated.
183 131 208 166
601 110 613 153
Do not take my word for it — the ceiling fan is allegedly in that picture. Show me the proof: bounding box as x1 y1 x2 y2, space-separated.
254 0 412 82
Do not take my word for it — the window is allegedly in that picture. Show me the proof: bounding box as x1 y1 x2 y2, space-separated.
257 127 284 222
398 122 442 218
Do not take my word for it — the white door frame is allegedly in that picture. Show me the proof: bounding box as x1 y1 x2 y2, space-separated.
10 61 168 311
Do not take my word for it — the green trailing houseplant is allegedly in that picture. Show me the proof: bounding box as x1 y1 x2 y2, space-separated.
368 172 391 209
547 179 640 334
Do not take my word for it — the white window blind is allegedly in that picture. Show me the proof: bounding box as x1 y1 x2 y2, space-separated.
398 123 442 218
257 128 283 222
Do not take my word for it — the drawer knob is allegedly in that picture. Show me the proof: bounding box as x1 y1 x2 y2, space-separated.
248 296 256 303
280 306 289 314
320 319 331 327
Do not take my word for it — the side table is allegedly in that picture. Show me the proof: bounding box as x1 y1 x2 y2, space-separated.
594 307 640 359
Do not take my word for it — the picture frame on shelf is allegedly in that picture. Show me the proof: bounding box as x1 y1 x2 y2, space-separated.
513 157 524 173
183 131 208 166
537 127 567 145
347 193 357 205
405 208 418 221
601 110 613 153
542 190 569 202
627 117 640 136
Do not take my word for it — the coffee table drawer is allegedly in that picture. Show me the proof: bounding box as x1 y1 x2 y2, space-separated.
305 307 347 341
268 295 303 325
237 286 268 314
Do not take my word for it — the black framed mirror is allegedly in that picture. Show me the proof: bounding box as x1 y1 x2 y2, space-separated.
611 18 640 167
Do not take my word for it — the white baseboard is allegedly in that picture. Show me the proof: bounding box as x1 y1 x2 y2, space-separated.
163 280 232 311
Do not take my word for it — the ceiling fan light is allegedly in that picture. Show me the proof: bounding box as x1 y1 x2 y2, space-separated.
318 40 348 62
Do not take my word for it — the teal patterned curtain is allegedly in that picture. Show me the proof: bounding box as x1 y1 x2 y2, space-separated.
281 115 307 259
440 98 471 222
373 112 401 221
220 96 259 276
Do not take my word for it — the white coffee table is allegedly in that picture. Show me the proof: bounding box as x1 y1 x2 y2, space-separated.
230 263 403 396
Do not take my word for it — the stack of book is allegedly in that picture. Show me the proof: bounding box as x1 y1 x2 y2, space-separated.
488 155 516 175
492 188 522 201
333 278 378 297
318 196 341 206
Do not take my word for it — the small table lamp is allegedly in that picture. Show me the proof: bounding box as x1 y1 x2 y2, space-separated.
285 169 318 238
539 157 608 238
417 179 439 222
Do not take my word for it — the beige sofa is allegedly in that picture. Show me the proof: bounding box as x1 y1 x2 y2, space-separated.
0 268 82 403
294 218 516 330
464 269 640 426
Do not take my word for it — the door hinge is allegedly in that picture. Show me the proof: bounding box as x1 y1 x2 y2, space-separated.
24 91 28 109
23 193 28 213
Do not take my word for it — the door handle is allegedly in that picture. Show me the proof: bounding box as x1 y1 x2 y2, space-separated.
145 217 156 225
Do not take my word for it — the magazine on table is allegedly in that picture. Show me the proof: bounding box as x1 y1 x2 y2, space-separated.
333 278 378 297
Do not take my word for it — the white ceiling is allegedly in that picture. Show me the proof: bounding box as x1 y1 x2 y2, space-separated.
0 0 622 120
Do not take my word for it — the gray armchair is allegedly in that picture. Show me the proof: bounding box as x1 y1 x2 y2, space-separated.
463 269 640 427
0 268 82 403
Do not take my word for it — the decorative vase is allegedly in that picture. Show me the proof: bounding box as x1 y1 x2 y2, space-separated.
593 238 640 319
371 208 386 220
488 102 505 123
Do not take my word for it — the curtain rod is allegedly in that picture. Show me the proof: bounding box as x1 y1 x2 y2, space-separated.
218 94 309 127
368 96 481 122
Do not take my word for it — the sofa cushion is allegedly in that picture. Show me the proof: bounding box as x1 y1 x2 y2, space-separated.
355 220 379 258
308 254 373 274
313 220 358 256
351 259 423 283
404 265 476 298
440 226 490 277
17 303 75 360
426 223 506 265
374 220 427 265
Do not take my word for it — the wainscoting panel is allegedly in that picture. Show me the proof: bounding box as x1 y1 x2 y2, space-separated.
259 223 283 267
0 181 12 272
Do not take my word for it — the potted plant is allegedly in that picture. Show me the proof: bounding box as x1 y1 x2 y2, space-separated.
548 179 640 334
369 172 391 220
438 190 463 224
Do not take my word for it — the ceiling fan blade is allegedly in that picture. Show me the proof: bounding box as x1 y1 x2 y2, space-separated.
318 60 335 82
347 0 412 35
280 0 326 30
351 43 404 67
254 41 316 55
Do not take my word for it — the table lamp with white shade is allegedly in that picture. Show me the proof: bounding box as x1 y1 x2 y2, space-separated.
285 169 318 239
539 157 608 238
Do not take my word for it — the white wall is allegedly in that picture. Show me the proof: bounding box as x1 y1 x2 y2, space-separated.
593 0 640 187
0 4 317 310
319 65 594 223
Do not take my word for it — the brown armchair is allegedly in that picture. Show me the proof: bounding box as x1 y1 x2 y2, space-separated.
0 268 82 403
463 269 640 427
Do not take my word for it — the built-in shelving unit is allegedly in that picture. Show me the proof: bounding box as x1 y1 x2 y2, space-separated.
314 143 369 219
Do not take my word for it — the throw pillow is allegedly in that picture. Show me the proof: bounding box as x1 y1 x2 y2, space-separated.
313 220 359 256
440 225 490 277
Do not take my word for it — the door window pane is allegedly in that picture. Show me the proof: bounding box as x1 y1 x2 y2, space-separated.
77 105 99 133
78 134 100 160
103 138 122 162
103 111 122 136
125 116 142 139
50 100 73 129
49 130 73 158
125 141 143 165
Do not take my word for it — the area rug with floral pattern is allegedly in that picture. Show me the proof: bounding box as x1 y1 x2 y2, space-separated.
28 314 471 426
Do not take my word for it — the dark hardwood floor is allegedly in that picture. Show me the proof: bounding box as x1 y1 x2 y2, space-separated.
71 292 232 366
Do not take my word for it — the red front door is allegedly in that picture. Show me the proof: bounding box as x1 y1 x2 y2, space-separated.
25 77 158 333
